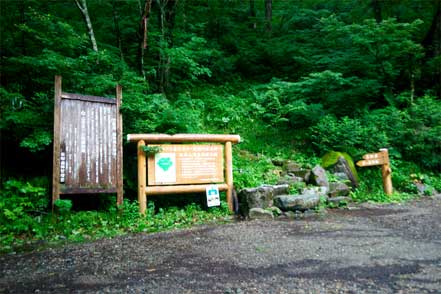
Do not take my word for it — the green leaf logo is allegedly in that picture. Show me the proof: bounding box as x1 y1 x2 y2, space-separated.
157 157 173 171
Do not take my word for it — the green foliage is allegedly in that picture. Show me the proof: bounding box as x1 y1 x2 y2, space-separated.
54 200 73 214
140 145 163 156
311 115 388 157
233 150 279 189
0 179 49 246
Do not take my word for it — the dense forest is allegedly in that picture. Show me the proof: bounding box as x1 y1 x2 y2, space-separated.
1 0 440 249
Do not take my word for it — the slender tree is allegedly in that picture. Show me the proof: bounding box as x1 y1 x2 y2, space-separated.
138 0 153 78
112 0 123 60
249 0 256 29
265 0 272 32
372 0 382 23
74 0 98 52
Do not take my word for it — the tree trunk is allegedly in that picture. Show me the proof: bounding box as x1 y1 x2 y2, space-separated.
372 0 382 23
112 0 123 60
156 0 178 93
75 0 98 52
137 0 153 78
422 1 441 98
265 0 272 32
249 0 256 29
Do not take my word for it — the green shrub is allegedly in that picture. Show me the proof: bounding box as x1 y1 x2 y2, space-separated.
311 115 388 157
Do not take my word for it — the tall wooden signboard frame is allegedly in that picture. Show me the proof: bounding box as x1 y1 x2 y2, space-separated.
52 76 123 207
127 134 240 214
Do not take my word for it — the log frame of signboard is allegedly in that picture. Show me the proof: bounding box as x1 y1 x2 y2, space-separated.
127 134 240 214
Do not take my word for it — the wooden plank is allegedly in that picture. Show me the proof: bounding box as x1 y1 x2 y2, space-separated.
380 148 393 195
116 84 123 206
362 152 387 160
60 188 117 194
127 134 241 144
52 76 62 209
147 144 224 185
146 183 229 195
138 140 147 214
61 92 117 104
225 141 233 212
356 158 386 167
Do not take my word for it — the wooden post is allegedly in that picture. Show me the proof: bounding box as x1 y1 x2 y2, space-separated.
380 148 393 195
137 140 147 214
225 141 233 212
116 84 124 206
52 76 62 210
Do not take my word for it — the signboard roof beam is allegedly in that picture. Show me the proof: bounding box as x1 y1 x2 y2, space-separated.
127 134 240 144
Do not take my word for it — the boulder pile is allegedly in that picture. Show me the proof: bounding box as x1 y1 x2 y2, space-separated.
238 158 356 220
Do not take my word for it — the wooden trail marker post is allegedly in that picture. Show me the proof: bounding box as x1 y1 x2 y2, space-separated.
127 134 240 214
356 148 393 195
52 76 123 208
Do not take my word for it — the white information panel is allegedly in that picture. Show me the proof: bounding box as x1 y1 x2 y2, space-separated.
154 153 177 183
206 185 220 207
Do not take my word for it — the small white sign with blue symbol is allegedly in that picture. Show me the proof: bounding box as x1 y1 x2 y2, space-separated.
206 185 220 207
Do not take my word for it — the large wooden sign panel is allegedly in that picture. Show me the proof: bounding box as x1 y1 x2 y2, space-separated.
147 144 224 185
52 76 123 205
60 99 118 188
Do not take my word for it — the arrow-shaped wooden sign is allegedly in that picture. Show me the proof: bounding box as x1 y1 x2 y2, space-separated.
356 158 386 167
356 149 393 195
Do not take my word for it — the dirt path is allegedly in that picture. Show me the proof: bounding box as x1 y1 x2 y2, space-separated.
1 196 441 294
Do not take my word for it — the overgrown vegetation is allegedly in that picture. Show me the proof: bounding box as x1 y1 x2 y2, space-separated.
1 0 440 253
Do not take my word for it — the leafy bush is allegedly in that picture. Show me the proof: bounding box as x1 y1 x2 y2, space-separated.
311 115 388 157
0 179 48 236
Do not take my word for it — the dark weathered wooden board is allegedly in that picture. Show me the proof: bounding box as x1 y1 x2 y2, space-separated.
52 76 123 205
59 99 118 191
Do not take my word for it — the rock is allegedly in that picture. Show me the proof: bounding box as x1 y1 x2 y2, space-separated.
249 208 274 220
328 182 351 197
290 169 311 182
284 211 303 219
303 210 317 217
333 172 349 182
274 194 321 212
283 161 301 173
266 184 289 196
310 165 329 188
277 174 304 186
327 196 351 207
266 206 282 216
238 184 288 216
302 186 329 198
332 156 359 188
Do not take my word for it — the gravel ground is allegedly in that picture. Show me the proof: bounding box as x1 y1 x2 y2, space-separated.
1 195 441 294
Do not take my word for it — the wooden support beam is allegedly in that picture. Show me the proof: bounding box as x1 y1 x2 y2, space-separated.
52 76 62 210
116 84 124 206
137 140 147 214
146 184 229 195
380 148 393 195
225 141 233 212
127 134 240 144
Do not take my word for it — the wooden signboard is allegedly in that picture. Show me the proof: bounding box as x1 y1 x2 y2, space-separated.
356 152 388 167
52 76 123 207
147 144 224 185
356 148 393 195
127 134 240 214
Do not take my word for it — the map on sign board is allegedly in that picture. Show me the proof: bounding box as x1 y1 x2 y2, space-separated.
206 185 220 207
154 153 177 183
148 144 224 185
